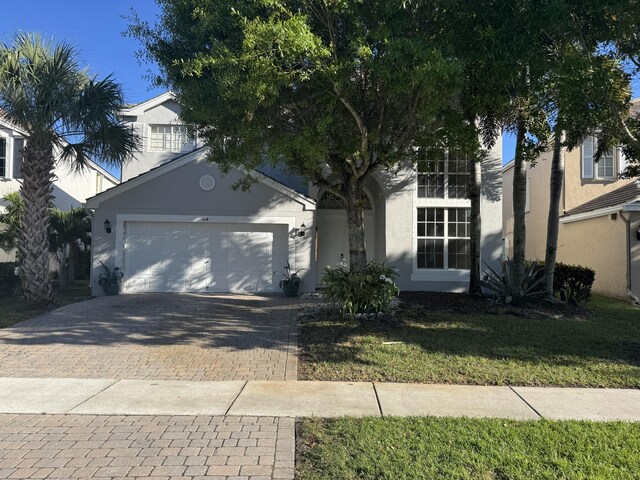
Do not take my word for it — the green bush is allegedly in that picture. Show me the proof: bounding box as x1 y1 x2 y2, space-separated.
481 259 547 305
552 262 595 303
0 262 20 298
321 261 400 317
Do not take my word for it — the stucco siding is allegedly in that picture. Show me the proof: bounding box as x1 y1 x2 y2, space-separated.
630 212 640 299
383 138 503 292
558 215 628 298
91 157 315 295
564 147 634 211
121 100 200 181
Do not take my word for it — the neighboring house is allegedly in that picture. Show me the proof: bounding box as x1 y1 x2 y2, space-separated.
0 116 119 262
86 92 503 295
503 136 640 300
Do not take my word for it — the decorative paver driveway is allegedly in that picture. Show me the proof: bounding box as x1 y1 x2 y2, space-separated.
0 294 298 381
0 413 294 479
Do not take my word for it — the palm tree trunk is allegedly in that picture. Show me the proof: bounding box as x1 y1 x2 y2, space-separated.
512 116 528 299
468 154 482 294
56 250 66 293
544 132 565 296
345 182 367 272
18 143 54 305
69 244 76 283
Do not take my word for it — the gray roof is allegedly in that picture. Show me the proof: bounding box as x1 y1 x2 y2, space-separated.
563 180 640 217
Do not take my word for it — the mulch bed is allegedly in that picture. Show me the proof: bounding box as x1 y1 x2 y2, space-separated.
399 291 586 319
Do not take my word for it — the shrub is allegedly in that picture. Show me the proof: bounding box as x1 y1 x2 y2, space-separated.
481 259 547 305
552 262 595 303
0 262 20 298
321 261 400 317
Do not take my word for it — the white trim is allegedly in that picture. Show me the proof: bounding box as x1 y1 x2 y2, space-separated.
85 147 316 210
623 201 640 212
85 159 119 185
560 205 625 223
412 151 472 279
120 92 176 116
411 270 470 282
114 214 298 293
0 117 28 136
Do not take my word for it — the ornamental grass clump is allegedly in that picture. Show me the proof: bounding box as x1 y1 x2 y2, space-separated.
321 261 399 317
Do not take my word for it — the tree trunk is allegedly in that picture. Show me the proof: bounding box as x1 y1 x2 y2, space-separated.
68 244 76 283
345 183 367 272
511 116 528 298
56 250 66 293
18 142 54 305
468 154 482 294
544 132 565 296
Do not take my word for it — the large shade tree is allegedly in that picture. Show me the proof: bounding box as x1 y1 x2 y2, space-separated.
0 33 137 305
128 0 464 272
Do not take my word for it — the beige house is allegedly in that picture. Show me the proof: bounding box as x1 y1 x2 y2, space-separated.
503 138 640 299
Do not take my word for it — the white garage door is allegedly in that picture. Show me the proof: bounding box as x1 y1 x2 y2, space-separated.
123 222 289 293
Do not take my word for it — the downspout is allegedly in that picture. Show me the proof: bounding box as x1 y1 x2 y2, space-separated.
619 210 632 294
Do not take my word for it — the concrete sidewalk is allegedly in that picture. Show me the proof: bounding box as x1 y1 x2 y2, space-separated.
1 377 639 421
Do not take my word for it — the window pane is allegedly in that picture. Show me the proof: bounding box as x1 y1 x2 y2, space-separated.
0 138 5 177
13 138 23 178
448 152 470 199
596 150 614 179
448 239 470 269
417 207 470 270
417 158 445 198
417 238 444 268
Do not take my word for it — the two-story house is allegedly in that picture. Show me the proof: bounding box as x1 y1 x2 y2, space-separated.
0 115 119 262
86 92 504 295
503 136 640 299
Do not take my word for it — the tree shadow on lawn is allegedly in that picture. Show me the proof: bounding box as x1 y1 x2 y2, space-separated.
299 301 640 377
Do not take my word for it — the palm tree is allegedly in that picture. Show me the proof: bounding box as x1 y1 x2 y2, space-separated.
49 207 91 292
0 191 24 257
0 33 136 305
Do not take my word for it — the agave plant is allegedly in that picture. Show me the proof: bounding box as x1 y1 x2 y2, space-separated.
481 258 547 305
97 261 125 296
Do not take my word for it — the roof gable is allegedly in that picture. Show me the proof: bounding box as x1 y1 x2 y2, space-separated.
120 92 176 116
85 147 315 210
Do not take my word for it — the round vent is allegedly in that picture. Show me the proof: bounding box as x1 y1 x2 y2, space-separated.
199 175 216 191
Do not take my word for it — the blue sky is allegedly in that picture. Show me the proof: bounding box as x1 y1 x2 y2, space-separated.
1 2 636 177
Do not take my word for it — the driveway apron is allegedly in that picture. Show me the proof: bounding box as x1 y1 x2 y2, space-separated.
0 293 299 381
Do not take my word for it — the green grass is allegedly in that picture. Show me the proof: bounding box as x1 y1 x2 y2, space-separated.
298 417 640 480
0 284 92 329
299 296 640 388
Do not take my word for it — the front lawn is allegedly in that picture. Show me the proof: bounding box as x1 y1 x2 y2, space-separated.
299 295 640 388
0 284 92 329
297 417 640 480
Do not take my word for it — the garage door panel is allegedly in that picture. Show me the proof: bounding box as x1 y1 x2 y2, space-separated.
123 222 288 293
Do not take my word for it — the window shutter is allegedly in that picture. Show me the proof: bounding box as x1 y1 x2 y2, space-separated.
582 137 593 179
618 147 628 177
13 138 23 178
132 122 145 152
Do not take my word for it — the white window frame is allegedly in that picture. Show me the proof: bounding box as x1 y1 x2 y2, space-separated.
582 136 616 181
412 150 472 282
148 124 194 152
0 136 6 178
416 207 471 270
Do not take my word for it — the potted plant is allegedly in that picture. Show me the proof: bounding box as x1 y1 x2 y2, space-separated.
97 261 124 296
274 260 305 297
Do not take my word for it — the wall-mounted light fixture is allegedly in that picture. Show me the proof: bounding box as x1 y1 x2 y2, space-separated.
104 219 112 234
298 223 306 237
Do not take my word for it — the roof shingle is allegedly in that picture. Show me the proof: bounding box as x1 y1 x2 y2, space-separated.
563 180 640 217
